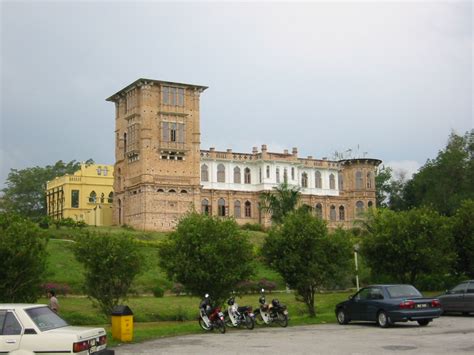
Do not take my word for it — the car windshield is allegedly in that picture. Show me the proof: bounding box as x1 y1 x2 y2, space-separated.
25 307 69 331
386 285 422 298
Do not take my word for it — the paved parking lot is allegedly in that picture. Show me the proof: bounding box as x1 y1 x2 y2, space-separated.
113 315 474 354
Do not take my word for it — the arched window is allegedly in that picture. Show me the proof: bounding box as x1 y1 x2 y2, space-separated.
330 205 336 221
168 189 176 193
266 165 270 178
218 198 226 216
356 171 363 190
117 168 122 191
276 168 280 183
201 199 210 215
217 164 226 183
329 174 335 189
234 200 241 218
157 188 164 193
339 206 345 221
244 168 251 184
201 164 209 182
108 192 114 203
118 199 122 224
367 172 373 189
283 168 288 183
245 201 252 217
315 171 322 188
89 191 97 203
368 201 374 208
301 172 308 188
123 133 127 154
356 201 364 216
100 193 105 203
315 203 323 219
338 173 344 191
234 166 241 183
180 190 188 194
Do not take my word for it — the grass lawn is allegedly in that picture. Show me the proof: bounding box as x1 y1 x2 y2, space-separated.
40 291 351 346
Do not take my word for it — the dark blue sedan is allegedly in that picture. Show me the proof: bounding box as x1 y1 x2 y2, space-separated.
335 284 442 328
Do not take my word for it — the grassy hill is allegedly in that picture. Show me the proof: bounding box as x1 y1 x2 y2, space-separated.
44 225 284 295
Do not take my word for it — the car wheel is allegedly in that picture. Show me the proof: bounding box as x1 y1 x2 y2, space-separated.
417 319 431 326
377 311 391 328
337 308 349 325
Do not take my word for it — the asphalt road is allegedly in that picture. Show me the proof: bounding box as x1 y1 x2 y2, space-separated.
113 315 474 354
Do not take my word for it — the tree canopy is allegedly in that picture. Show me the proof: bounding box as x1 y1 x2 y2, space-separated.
361 208 454 285
402 131 473 215
0 213 48 302
1 159 93 220
158 213 254 304
263 209 353 316
259 182 301 224
451 199 474 278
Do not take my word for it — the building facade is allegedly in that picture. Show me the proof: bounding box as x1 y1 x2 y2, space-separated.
46 164 114 226
107 78 381 231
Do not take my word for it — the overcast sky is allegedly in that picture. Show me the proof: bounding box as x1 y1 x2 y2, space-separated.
1 0 472 186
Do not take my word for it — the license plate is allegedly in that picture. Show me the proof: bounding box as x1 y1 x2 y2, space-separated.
416 303 428 308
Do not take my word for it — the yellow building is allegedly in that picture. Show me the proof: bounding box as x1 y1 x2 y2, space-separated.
46 163 114 226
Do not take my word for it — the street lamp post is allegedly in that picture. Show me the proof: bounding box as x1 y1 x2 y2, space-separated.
354 243 360 291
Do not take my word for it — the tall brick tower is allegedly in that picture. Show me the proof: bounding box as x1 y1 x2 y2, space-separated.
107 79 208 230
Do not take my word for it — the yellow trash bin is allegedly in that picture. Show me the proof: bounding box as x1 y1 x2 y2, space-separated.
111 305 133 342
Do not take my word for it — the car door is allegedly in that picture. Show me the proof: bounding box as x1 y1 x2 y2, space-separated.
349 288 371 321
443 283 467 312
0 310 23 353
463 282 474 313
365 287 384 321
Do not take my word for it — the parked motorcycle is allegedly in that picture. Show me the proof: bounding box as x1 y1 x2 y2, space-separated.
254 289 289 327
224 296 255 330
198 294 226 333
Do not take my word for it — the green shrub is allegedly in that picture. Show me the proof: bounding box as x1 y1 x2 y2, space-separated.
241 223 264 232
152 285 165 298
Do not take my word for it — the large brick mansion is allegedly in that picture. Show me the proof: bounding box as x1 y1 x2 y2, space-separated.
107 78 381 231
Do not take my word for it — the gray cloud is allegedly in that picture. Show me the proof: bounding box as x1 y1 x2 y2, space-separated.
1 1 472 186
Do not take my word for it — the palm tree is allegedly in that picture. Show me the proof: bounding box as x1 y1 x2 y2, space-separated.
259 182 301 224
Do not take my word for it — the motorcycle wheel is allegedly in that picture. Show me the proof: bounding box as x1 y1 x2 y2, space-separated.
217 319 226 334
198 318 211 331
254 310 264 325
244 314 255 330
224 314 234 327
277 312 288 327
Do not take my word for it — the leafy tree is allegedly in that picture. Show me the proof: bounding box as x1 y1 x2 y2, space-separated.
74 232 142 317
403 131 473 216
158 213 254 304
259 182 301 224
0 213 48 302
451 199 474 278
375 166 392 208
263 209 352 317
361 208 454 286
1 159 93 220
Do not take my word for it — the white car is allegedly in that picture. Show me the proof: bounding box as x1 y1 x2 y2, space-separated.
0 304 112 354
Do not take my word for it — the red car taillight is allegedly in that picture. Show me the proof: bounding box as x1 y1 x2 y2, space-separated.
73 340 89 353
399 300 416 309
431 299 441 308
73 335 106 353
98 335 107 345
